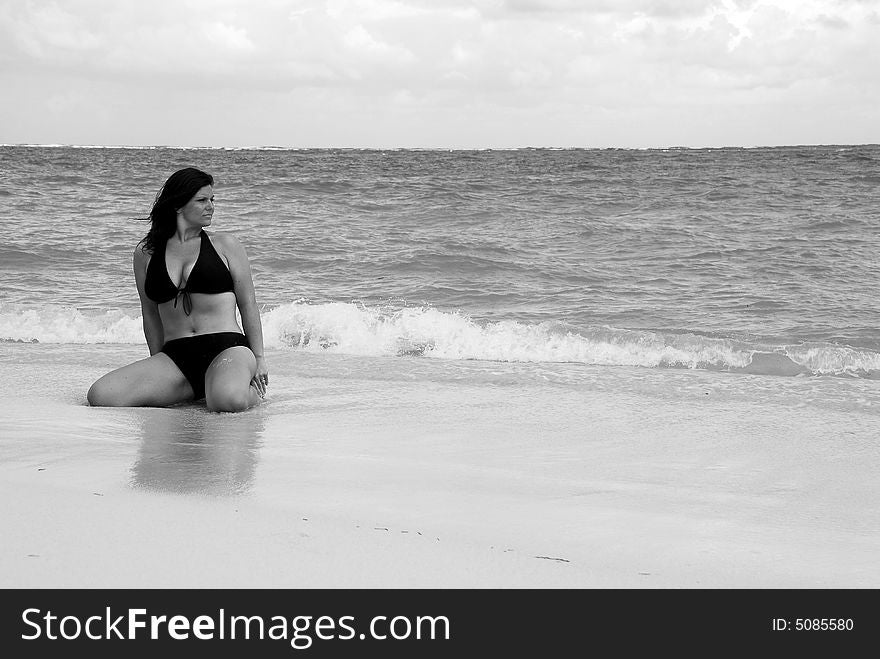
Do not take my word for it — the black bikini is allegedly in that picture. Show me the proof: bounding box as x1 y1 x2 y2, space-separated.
145 230 236 315
145 231 249 400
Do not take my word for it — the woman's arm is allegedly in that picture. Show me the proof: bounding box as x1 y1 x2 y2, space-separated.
218 234 269 393
133 247 164 355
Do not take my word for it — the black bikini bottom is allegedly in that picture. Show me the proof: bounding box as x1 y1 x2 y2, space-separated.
161 332 250 400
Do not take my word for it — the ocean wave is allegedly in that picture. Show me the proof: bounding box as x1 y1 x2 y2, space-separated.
3 301 878 377
260 301 879 377
0 304 142 344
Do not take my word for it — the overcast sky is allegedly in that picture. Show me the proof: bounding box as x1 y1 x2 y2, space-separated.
1 0 877 148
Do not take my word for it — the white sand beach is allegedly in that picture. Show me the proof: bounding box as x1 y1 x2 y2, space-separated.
2 343 878 589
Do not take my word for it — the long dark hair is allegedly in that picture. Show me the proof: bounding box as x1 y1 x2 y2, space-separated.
139 167 214 253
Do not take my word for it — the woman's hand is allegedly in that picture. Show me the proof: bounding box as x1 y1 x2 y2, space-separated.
251 356 269 398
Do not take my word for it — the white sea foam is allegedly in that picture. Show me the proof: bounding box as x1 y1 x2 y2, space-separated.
260 301 877 376
3 301 878 377
785 344 880 376
263 300 751 368
0 304 143 344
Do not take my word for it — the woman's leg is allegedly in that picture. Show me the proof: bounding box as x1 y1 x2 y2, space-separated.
204 346 262 413
87 353 194 407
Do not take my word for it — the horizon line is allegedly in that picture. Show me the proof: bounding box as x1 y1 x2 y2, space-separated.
1 142 878 151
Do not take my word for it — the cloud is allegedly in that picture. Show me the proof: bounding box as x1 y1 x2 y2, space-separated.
204 21 256 52
2 0 871 94
0 0 877 147
1 3 102 60
500 0 720 20
342 24 416 63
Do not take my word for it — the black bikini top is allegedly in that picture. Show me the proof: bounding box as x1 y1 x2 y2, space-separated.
144 230 234 315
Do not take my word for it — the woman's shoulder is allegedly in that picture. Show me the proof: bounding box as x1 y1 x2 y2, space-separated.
206 230 244 251
133 241 152 264
206 231 249 266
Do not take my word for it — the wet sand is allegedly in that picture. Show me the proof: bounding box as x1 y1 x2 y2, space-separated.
1 345 879 588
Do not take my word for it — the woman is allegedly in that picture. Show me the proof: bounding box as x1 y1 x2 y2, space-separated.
88 167 269 412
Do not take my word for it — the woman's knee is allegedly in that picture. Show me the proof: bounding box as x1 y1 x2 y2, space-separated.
206 387 254 413
87 377 126 407
205 347 258 413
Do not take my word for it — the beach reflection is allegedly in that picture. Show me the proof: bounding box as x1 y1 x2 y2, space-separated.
130 408 266 495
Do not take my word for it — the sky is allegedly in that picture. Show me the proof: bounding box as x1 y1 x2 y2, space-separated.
0 0 877 148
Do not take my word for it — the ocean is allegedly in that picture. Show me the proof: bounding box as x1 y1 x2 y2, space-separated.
2 144 880 588
2 144 879 376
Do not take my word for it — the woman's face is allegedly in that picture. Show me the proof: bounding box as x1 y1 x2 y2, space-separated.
178 185 214 227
